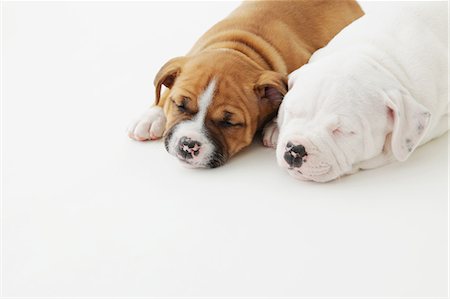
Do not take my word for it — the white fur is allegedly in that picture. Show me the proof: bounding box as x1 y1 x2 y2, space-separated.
277 3 448 182
128 106 166 141
262 118 279 148
167 79 217 167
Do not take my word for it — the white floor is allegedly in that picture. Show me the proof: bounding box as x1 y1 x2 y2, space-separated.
2 2 448 298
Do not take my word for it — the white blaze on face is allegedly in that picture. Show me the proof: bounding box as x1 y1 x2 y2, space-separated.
195 78 216 125
167 79 217 166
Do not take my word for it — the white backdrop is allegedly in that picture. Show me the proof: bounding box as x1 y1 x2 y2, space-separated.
2 1 448 297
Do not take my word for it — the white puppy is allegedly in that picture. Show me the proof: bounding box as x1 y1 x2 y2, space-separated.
265 2 448 182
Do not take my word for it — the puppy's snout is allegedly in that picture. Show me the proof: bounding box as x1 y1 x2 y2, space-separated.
178 136 202 159
284 142 307 168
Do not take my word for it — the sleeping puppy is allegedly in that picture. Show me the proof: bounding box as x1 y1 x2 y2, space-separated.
265 2 448 182
128 1 363 168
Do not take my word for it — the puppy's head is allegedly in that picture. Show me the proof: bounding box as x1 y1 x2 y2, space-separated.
277 59 431 182
155 51 287 168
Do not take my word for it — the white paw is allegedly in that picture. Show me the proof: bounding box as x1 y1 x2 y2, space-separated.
262 119 279 148
128 106 166 141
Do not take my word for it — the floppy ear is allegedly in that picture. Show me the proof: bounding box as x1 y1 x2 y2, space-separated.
153 56 187 105
384 89 431 161
254 71 288 102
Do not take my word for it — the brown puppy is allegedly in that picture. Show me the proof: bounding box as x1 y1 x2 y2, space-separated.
128 0 363 168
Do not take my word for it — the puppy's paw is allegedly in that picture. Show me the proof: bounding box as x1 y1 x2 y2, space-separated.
128 106 166 141
262 119 279 148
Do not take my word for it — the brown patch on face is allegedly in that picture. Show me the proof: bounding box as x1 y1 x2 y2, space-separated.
204 78 256 157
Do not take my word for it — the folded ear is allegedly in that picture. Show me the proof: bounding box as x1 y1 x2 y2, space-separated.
384 89 431 161
254 71 288 102
153 56 187 105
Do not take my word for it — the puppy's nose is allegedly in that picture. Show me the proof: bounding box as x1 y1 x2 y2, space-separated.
284 141 307 168
178 137 202 159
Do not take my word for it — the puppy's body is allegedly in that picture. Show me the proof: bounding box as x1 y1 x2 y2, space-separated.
273 2 448 182
310 3 449 145
128 0 363 168
190 1 359 74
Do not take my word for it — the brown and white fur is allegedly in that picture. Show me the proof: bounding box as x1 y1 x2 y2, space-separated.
128 0 363 168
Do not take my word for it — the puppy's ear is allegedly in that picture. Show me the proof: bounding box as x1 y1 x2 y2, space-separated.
384 89 431 161
154 56 187 105
255 71 288 102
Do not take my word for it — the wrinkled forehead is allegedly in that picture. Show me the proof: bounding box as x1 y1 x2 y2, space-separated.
288 61 379 105
210 76 253 107
284 80 388 133
283 76 334 118
175 73 252 118
172 71 213 99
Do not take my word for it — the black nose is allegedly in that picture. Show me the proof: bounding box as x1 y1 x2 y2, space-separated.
178 137 202 159
284 142 307 168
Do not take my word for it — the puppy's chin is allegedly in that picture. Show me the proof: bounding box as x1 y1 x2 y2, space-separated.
177 158 207 169
176 153 228 169
286 167 340 183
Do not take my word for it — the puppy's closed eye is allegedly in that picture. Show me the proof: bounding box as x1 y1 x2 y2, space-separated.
332 127 356 136
217 120 244 128
327 116 356 137
171 97 193 114
215 111 244 128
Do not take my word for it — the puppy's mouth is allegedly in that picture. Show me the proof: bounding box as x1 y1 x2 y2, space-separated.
176 155 226 168
285 167 333 183
177 157 203 169
174 150 227 169
205 151 227 168
283 153 335 182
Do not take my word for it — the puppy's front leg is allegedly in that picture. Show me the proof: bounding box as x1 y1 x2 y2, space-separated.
262 118 279 148
127 91 168 141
